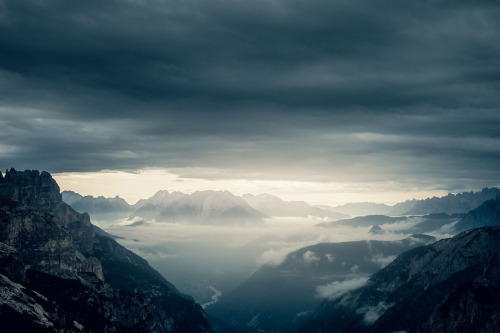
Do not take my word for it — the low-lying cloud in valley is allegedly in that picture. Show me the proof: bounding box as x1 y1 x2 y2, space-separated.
316 276 370 300
97 213 444 304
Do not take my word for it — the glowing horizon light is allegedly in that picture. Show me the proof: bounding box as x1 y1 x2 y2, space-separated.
53 168 450 207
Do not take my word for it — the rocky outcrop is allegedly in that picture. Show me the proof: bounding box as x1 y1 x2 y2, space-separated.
300 226 500 333
0 169 61 212
0 195 103 280
0 169 95 255
0 169 213 333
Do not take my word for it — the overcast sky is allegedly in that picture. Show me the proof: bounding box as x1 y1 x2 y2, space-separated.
1 0 499 204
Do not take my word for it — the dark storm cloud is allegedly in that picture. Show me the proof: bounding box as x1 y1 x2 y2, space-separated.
1 0 499 190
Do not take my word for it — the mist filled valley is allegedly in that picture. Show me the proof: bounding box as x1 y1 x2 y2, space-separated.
59 186 500 332
2 0 499 331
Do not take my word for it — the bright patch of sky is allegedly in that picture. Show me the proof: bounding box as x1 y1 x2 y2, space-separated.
53 169 450 206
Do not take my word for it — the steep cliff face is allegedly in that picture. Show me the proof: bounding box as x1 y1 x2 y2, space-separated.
0 168 95 255
0 169 213 333
0 194 103 280
0 169 62 212
300 226 500 333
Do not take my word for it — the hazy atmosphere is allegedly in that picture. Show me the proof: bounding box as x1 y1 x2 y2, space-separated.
1 0 499 205
2 2 500 332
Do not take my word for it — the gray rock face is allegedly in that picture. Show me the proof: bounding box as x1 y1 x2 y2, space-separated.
0 169 95 255
0 169 213 333
0 195 103 280
0 169 62 213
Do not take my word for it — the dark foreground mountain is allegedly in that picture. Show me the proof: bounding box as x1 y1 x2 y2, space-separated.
207 235 435 333
301 226 500 333
0 169 213 332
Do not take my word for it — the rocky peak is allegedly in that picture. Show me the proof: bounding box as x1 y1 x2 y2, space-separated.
0 168 62 213
0 169 96 255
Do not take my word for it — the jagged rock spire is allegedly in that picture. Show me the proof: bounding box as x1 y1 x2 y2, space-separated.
0 168 62 212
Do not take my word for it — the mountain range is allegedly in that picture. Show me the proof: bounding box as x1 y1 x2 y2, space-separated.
0 169 213 332
63 187 500 227
62 190 346 225
62 190 132 221
63 190 267 225
323 187 500 216
131 190 266 225
318 198 500 236
242 193 348 220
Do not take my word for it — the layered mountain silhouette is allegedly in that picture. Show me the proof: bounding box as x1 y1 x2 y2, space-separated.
242 193 348 220
402 188 500 215
63 187 500 227
318 215 408 228
301 226 500 333
132 190 266 225
0 169 213 332
318 198 500 236
323 187 500 216
62 190 132 221
206 235 435 333
317 202 395 217
63 189 266 225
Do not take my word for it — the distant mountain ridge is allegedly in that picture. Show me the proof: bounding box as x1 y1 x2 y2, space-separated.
62 187 500 225
317 202 394 217
322 187 500 217
132 190 266 225
318 215 407 228
62 190 132 221
317 198 500 236
0 168 213 332
63 189 267 225
242 193 348 220
402 187 500 215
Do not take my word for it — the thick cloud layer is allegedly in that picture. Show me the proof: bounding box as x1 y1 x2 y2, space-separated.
1 0 499 192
